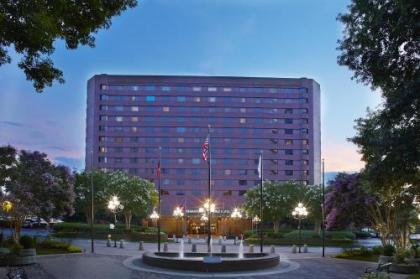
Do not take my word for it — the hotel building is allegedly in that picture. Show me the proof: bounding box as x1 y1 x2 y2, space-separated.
85 75 321 235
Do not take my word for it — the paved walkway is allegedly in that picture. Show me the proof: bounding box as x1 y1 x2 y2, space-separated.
0 239 410 279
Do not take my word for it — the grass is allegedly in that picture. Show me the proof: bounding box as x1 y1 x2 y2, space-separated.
335 247 381 262
336 253 379 262
407 274 420 279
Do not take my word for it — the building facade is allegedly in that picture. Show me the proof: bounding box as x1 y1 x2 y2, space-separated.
86 75 321 234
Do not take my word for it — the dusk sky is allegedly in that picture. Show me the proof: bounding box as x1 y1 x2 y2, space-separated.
0 0 381 173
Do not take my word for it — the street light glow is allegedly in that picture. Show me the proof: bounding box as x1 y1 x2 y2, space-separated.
172 206 184 218
292 202 308 218
230 207 242 218
150 209 160 221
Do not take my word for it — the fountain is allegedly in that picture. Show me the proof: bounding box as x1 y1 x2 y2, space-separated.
238 240 244 259
179 239 184 258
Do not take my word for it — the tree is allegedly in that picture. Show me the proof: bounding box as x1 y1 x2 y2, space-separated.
337 0 420 189
243 181 306 232
106 171 157 229
73 170 111 224
324 173 371 230
0 0 137 92
2 148 75 240
0 145 16 186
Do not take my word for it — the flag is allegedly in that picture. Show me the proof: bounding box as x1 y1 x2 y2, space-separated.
157 160 161 177
257 154 262 178
202 136 209 161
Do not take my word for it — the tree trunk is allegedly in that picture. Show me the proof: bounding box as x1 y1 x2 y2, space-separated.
13 217 24 242
273 220 279 232
124 211 132 230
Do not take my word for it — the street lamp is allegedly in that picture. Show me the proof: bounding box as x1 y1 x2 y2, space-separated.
107 196 124 247
252 215 261 234
230 208 242 238
292 202 308 253
150 209 160 226
173 206 184 238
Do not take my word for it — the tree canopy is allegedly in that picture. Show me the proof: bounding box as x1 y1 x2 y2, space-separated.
337 0 419 190
0 0 137 92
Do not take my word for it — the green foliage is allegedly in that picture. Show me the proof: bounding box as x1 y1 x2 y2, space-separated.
383 244 396 256
0 1 137 91
19 236 35 249
354 231 372 238
336 247 381 262
38 239 81 253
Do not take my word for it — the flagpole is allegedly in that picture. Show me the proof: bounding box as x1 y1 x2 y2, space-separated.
321 158 325 257
207 125 212 253
158 146 162 252
259 151 263 253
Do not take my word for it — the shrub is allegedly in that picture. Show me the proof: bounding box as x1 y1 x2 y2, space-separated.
10 243 22 255
265 231 283 238
283 230 320 239
19 235 36 249
371 246 383 255
354 231 372 238
383 244 395 256
38 240 82 253
66 245 82 253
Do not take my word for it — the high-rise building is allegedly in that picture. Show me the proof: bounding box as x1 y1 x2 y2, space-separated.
86 75 321 232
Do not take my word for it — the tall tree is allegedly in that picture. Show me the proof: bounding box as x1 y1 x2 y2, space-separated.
106 171 157 229
337 0 420 189
0 145 16 187
0 0 137 92
3 148 75 240
324 173 371 230
243 181 307 232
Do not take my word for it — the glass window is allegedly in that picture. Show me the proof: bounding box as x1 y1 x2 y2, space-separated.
163 179 170 185
162 86 171 91
285 129 293 135
285 108 293 114
240 118 246 124
177 96 186 102
178 158 184 164
146 96 155 102
285 118 293 124
285 149 294 155
192 87 201 92
285 139 293 145
177 127 186 133
285 170 293 176
146 85 156 91
302 149 309 155
285 160 293 166
115 116 123 122
163 107 170 112
192 158 200 164
238 180 247 186
302 139 309 145
178 138 184 143
208 97 216 102
223 88 232 92
240 108 246 113
131 117 138 122
131 106 139 112
224 169 231 175
208 87 217 92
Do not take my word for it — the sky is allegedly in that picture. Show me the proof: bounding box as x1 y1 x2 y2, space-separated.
0 0 382 173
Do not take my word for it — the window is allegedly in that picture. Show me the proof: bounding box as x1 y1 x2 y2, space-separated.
115 137 124 143
240 108 246 113
239 190 247 196
115 116 123 122
285 160 294 166
176 191 185 196
240 118 246 124
162 86 171 91
208 87 217 92
178 158 184 164
192 158 200 164
285 139 293 145
223 88 232 92
285 149 294 155
131 117 138 122
285 170 293 176
177 138 184 143
99 115 108 121
285 129 293 135
302 149 309 155
303 160 309 165
285 108 293 114
176 169 185 175
223 190 232 196
100 147 107 153
146 96 155 102
177 127 186 133
163 179 170 185
194 97 201 102
163 107 170 112
208 97 216 102
131 106 139 112
301 128 309 134
285 118 293 124
177 96 186 102
146 85 156 91
130 158 138 164
224 169 231 175
238 180 247 186
192 87 201 92
302 139 309 145
101 84 108 90
130 147 139 153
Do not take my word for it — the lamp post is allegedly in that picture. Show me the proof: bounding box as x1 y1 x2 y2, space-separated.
199 199 215 240
173 206 184 238
292 202 308 253
230 208 242 238
150 209 160 227
107 196 124 247
252 215 261 234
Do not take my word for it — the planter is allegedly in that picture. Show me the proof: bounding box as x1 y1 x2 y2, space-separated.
389 263 419 274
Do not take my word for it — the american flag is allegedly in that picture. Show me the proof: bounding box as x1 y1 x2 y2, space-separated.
157 160 161 177
202 136 209 161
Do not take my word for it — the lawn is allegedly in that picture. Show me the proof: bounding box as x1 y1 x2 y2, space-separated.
407 274 420 279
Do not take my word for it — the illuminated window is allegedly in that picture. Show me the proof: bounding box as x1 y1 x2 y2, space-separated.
240 108 246 113
163 107 170 112
131 117 138 122
177 96 186 102
208 87 217 92
285 139 293 145
302 139 308 145
178 158 184 164
178 138 184 143
223 88 232 92
131 127 138 132
115 116 123 122
146 96 155 102
194 97 201 102
224 169 231 175
192 158 200 164
177 127 186 133
208 97 216 102
240 118 246 124
192 87 201 92
131 106 139 112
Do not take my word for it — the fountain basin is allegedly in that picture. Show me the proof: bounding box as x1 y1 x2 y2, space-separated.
142 252 280 272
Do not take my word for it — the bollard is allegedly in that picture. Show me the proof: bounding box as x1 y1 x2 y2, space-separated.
188 237 192 244
138 241 144 251
234 236 238 245
119 239 124 249
191 243 197 253
292 245 297 254
106 235 111 247
221 245 227 253
270 245 275 254
163 243 168 252
303 244 308 253
249 245 254 253
218 238 222 245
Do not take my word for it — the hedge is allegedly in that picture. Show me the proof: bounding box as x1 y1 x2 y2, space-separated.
245 237 354 247
51 231 168 242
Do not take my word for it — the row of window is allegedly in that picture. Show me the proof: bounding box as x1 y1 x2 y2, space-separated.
99 147 310 156
99 105 308 115
100 94 309 105
99 115 308 125
101 84 307 94
99 126 309 135
99 136 308 146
